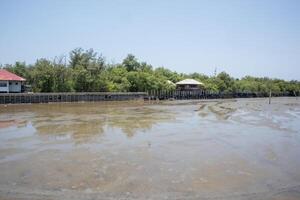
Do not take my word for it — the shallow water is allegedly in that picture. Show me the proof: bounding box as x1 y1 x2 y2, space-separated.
0 98 300 199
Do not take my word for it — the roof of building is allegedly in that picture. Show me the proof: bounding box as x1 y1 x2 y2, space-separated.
0 69 26 81
176 79 203 85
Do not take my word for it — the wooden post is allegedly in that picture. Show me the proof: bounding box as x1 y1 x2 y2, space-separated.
269 89 272 104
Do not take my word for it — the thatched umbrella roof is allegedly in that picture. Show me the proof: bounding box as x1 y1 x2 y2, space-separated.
176 79 204 85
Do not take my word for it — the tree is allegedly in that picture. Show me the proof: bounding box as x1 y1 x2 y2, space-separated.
2 48 299 94
5 62 28 78
32 59 55 92
53 57 73 92
216 72 234 92
122 54 140 71
106 65 130 92
70 48 105 71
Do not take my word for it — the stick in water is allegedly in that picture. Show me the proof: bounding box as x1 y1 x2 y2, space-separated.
269 90 272 104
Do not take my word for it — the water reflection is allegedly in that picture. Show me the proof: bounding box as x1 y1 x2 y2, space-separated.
0 119 27 129
107 107 175 137
0 102 176 143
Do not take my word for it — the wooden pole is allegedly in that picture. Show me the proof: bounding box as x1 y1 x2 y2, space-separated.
269 89 272 104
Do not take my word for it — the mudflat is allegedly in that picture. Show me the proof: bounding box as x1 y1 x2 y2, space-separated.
0 98 300 200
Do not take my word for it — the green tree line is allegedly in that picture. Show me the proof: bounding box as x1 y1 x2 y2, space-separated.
2 48 300 95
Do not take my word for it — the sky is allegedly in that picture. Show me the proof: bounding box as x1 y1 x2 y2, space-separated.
0 0 299 80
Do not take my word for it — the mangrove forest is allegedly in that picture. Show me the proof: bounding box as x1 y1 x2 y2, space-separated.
1 48 300 95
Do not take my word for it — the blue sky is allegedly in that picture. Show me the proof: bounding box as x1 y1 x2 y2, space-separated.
0 0 299 80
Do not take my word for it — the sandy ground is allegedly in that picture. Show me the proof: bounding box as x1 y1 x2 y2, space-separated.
0 97 300 199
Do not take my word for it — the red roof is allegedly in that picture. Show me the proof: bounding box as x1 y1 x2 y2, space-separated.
0 69 26 81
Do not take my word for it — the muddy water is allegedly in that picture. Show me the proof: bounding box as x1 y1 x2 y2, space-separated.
0 98 300 200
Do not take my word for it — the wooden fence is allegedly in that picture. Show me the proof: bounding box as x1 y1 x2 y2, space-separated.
0 90 297 104
147 90 293 100
0 92 147 104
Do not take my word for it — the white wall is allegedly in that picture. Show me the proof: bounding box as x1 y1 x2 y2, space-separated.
0 81 9 93
9 81 22 92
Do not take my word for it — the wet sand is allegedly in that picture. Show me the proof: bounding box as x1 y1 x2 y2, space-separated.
0 98 300 199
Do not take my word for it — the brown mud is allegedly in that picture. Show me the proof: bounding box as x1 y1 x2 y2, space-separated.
0 98 300 199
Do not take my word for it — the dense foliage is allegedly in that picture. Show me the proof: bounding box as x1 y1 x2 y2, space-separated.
2 48 300 95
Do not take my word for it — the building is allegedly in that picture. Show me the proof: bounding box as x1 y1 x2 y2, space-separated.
0 69 26 93
175 79 204 91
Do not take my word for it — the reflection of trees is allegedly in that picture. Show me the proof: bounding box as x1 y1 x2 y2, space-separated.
31 103 175 143
107 107 175 137
34 119 105 144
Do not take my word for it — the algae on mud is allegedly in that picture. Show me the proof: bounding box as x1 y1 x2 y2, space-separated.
0 98 300 199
